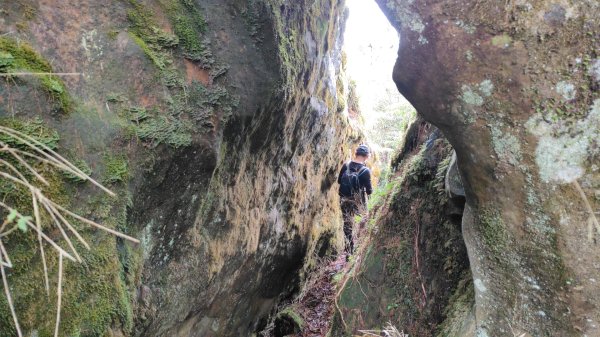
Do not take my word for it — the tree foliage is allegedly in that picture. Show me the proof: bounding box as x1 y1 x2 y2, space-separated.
367 89 415 150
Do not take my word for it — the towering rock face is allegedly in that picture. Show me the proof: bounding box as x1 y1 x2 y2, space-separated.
0 0 357 336
132 1 360 335
375 0 600 336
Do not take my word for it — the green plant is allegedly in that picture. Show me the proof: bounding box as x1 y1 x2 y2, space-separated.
0 118 60 150
135 114 193 148
367 179 396 211
367 88 416 151
62 157 92 183
103 154 129 183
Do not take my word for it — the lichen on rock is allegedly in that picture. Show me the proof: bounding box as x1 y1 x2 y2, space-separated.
528 99 599 183
490 126 522 167
461 85 484 107
555 81 576 101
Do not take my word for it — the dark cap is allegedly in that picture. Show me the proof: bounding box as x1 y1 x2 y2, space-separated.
356 144 370 156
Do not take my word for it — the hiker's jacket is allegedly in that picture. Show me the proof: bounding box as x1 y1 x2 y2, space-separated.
337 161 373 197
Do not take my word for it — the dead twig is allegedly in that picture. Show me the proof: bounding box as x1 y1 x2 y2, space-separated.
573 180 600 242
357 322 408 337
0 72 82 77
1 263 22 337
54 253 63 337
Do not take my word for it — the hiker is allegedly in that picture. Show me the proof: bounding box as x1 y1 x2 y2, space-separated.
337 144 373 258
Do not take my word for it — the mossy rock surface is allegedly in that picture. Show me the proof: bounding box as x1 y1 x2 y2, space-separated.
0 37 72 113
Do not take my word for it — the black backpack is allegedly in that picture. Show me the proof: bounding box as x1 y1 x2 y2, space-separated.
339 163 368 198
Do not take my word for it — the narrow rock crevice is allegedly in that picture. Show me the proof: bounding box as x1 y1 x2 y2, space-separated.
0 0 597 336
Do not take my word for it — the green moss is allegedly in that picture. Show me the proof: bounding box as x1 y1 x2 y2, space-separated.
127 1 176 46
63 157 93 183
0 37 73 113
0 116 69 214
136 114 192 148
491 34 512 48
266 4 303 90
367 178 397 211
188 83 238 124
126 0 179 71
169 12 207 61
0 168 132 337
479 208 509 255
0 51 15 68
3 220 137 336
122 106 149 123
128 32 167 70
0 116 138 336
123 0 234 148
107 29 120 40
103 154 129 184
127 0 212 65
405 145 429 181
0 117 60 149
110 100 194 148
436 272 474 337
59 236 131 336
433 152 453 200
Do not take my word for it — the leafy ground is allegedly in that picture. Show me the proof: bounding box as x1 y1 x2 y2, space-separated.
266 224 372 337
295 255 346 336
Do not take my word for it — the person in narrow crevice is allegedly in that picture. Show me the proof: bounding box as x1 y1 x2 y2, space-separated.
337 144 373 259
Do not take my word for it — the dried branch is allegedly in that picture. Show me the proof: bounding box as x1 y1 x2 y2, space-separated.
54 253 63 337
0 201 77 261
0 72 82 77
358 323 408 337
573 180 600 242
31 192 50 294
1 263 22 337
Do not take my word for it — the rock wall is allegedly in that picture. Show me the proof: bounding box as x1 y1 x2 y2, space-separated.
0 0 359 336
373 0 600 336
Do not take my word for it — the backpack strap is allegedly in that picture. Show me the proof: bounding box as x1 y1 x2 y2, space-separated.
357 166 368 177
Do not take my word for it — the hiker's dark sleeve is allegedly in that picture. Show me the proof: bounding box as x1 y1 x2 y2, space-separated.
360 169 373 195
337 164 346 184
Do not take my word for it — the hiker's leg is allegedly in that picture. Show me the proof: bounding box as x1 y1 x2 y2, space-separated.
343 216 353 254
341 201 354 255
348 202 360 254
